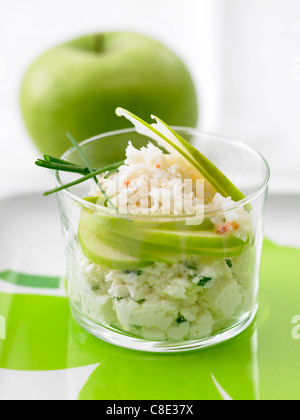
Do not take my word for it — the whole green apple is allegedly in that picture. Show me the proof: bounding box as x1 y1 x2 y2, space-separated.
20 31 198 158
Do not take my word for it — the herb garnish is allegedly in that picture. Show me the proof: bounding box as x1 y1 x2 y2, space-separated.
35 155 95 175
136 299 146 305
176 315 187 324
123 270 143 276
35 133 124 207
197 277 212 287
66 132 116 210
188 273 212 287
41 161 123 196
226 259 233 268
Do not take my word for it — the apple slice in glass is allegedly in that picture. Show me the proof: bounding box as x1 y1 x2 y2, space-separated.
98 227 245 259
80 209 244 266
98 221 245 250
79 210 153 270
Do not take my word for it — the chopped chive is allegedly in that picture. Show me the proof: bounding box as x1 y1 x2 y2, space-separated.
104 167 121 179
226 259 233 268
36 136 125 208
197 277 212 287
176 315 187 324
36 157 124 177
36 150 124 197
136 299 146 304
123 270 143 276
37 157 123 178
36 159 92 175
188 273 212 286
44 155 84 167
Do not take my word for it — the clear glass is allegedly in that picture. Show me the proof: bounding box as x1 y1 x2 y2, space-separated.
56 128 270 352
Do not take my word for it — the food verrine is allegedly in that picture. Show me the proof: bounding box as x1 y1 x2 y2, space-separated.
38 108 270 352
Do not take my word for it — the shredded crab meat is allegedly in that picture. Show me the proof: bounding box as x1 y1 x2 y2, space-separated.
94 141 206 216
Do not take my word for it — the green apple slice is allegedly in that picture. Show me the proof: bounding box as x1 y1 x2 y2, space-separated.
84 196 214 231
98 231 179 263
91 215 245 257
115 107 245 202
82 201 245 254
94 212 214 232
99 228 245 260
104 224 244 250
79 210 244 268
80 210 176 264
78 211 153 270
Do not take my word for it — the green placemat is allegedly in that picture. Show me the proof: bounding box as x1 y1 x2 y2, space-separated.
0 239 299 400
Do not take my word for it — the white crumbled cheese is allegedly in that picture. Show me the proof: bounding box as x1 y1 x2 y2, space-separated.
163 277 190 300
190 311 214 338
71 244 254 341
141 327 166 341
167 321 190 341
180 305 199 322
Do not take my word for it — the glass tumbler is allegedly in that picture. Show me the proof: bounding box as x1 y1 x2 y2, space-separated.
56 128 270 352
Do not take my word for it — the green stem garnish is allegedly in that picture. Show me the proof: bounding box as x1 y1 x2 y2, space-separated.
35 159 93 175
66 132 116 210
36 155 123 179
44 155 83 166
43 162 123 196
35 134 124 210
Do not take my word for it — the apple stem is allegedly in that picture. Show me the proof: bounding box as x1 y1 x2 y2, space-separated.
94 34 104 53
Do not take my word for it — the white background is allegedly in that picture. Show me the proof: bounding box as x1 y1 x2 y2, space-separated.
0 0 300 198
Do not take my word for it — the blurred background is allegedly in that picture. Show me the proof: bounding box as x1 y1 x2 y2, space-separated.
0 0 299 198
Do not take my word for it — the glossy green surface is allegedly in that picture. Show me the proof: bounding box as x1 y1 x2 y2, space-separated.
0 239 299 400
